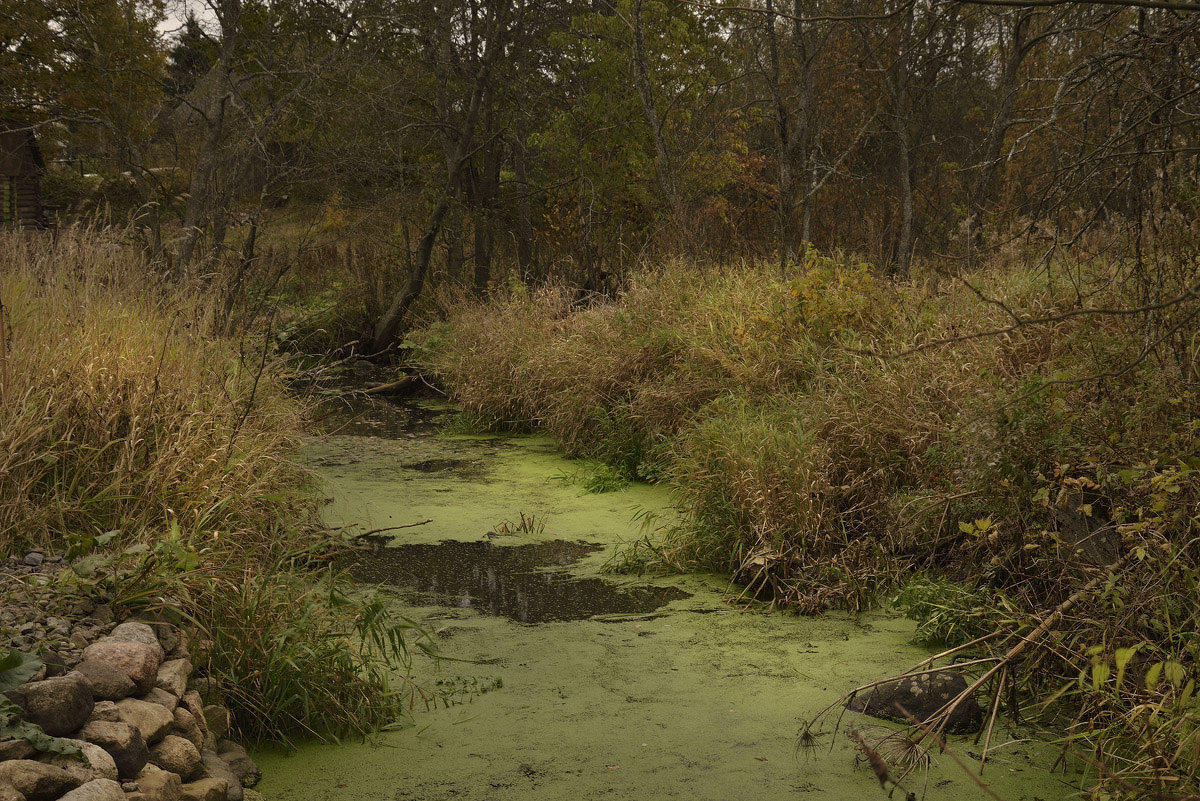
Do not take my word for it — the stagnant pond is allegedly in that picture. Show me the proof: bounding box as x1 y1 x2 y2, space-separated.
253 392 1073 801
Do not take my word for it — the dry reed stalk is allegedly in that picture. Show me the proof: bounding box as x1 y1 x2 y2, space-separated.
0 298 7 407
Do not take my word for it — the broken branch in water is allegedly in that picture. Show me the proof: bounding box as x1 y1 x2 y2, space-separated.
354 520 434 538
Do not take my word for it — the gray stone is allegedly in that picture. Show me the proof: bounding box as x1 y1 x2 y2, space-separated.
81 641 161 695
148 625 181 659
3 673 94 736
847 670 982 734
44 739 119 783
22 553 44 568
142 688 179 712
179 694 208 740
197 752 241 801
0 760 80 801
150 736 202 781
214 743 258 788
116 698 175 744
77 721 149 780
87 701 122 723
0 737 36 761
170 707 204 751
108 623 165 661
127 765 181 801
200 707 230 741
180 778 227 801
58 779 124 801
75 660 137 702
155 660 191 698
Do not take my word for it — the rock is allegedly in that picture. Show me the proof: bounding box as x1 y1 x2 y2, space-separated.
127 765 181 801
179 694 208 739
198 753 241 801
241 791 263 801
116 698 175 744
40 739 118 785
49 739 119 783
180 778 227 801
3 673 94 736
150 736 201 781
847 670 983 734
108 623 165 662
214 743 258 788
0 760 80 801
87 606 114 627
0 781 23 801
148 625 181 660
74 660 137 702
200 707 230 741
38 651 69 679
77 721 149 780
0 737 36 761
22 553 44 568
58 779 124 801
81 641 161 695
142 688 179 712
87 701 122 723
155 660 191 699
170 708 204 751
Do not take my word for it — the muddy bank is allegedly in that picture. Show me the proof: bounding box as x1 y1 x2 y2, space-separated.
253 396 1072 801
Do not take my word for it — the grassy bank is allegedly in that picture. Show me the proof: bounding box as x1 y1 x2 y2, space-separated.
415 251 1200 797
0 228 425 743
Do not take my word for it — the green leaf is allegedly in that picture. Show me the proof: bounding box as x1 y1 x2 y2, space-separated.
1091 662 1111 691
1146 661 1164 692
0 649 42 692
1164 661 1187 688
1114 645 1140 689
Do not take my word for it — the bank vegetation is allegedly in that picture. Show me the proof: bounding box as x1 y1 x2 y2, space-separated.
0 228 428 744
414 238 1200 798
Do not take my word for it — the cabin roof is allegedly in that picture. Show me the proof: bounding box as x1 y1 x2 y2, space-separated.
0 122 47 178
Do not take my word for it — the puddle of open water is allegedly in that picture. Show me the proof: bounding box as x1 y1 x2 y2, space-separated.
341 539 691 623
254 393 1075 801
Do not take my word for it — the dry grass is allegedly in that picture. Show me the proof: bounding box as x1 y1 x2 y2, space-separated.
0 227 304 550
0 227 430 743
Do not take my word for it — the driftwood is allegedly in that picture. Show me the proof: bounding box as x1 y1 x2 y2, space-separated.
800 555 1132 778
360 376 419 396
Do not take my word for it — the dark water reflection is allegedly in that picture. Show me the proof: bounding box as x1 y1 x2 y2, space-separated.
341 540 691 624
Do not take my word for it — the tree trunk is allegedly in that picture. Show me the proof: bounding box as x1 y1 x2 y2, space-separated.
966 10 1033 264
631 0 686 247
176 0 241 274
370 7 503 351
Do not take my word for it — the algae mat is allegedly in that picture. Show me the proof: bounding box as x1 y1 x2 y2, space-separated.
254 400 1072 801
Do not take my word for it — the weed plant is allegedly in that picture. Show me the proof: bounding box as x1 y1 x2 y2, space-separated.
416 248 1200 797
0 228 428 743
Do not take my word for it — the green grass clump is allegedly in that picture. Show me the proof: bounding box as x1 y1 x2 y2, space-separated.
0 228 428 743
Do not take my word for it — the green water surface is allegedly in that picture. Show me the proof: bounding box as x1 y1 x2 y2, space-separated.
253 398 1074 801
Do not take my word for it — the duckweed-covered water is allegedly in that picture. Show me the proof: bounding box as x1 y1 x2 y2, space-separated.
253 392 1074 801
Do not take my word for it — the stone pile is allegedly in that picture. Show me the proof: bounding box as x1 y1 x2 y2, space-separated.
2 553 263 801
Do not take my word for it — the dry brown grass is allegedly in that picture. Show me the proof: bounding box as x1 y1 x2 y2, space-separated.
0 227 305 551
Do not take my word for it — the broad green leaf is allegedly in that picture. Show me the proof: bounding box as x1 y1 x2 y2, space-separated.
1146 661 1164 692
1091 662 1111 691
0 649 42 692
1114 645 1140 688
